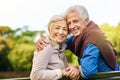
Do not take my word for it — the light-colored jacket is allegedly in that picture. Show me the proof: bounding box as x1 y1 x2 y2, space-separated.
30 39 68 80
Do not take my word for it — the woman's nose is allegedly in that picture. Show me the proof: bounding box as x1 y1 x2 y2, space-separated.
59 29 63 34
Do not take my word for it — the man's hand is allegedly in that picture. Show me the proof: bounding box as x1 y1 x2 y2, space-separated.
35 38 49 51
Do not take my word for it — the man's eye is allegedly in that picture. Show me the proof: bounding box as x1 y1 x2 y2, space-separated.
68 22 71 25
63 28 68 31
73 20 79 23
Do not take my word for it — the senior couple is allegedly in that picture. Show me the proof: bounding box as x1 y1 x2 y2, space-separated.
30 5 119 80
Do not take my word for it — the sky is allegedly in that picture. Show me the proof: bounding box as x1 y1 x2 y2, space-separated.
0 0 120 31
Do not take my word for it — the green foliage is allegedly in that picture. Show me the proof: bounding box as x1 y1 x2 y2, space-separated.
114 23 120 54
16 36 33 44
0 36 12 71
5 38 16 49
0 26 11 36
64 50 79 65
100 23 116 45
8 44 34 71
22 30 35 37
0 26 47 71
100 23 120 64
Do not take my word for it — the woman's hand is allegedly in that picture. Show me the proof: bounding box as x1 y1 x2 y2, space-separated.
65 65 80 80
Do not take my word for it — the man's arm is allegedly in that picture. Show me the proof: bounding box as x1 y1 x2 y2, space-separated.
79 43 99 78
65 34 74 49
36 35 74 51
35 38 49 51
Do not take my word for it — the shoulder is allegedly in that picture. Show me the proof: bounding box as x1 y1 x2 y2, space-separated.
84 43 100 55
34 44 54 55
86 43 97 48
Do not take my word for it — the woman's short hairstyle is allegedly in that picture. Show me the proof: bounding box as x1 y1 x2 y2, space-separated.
47 14 66 31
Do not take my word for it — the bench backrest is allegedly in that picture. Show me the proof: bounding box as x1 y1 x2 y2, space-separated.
89 71 120 80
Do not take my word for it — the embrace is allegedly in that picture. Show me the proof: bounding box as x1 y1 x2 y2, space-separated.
30 5 119 80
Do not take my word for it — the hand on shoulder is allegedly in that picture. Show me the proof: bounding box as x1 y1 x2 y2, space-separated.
35 38 49 52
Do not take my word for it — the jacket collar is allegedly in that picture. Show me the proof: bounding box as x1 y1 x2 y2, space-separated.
48 36 67 52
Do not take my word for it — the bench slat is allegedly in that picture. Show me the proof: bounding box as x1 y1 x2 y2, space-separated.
90 71 120 79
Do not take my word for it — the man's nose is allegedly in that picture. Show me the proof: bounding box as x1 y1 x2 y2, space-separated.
70 22 75 29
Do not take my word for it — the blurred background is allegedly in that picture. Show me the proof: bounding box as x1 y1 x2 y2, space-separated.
0 0 120 79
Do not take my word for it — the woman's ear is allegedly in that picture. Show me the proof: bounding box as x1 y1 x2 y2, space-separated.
48 24 52 33
48 27 50 32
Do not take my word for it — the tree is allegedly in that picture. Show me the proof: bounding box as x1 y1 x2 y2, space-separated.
0 36 12 71
8 43 34 71
0 26 11 38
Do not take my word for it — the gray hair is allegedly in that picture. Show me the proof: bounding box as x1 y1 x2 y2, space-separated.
65 5 89 19
48 14 66 30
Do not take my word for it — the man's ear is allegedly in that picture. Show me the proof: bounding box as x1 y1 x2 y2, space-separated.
84 18 89 25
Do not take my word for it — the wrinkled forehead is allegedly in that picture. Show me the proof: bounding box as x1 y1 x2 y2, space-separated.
66 11 80 21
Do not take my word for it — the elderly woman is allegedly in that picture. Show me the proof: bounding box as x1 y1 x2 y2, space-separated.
30 14 70 80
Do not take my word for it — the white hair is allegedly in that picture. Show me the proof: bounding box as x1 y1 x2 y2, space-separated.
65 5 89 19
48 14 66 29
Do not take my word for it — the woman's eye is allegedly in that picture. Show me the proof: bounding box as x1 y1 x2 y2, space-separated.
55 27 59 29
54 25 60 29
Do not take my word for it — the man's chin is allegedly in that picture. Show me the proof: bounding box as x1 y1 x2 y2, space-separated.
72 31 79 36
72 33 80 36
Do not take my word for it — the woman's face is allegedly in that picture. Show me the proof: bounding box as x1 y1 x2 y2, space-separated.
49 20 68 43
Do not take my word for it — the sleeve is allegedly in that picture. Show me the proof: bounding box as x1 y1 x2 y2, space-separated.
79 43 100 78
64 34 74 49
30 44 62 80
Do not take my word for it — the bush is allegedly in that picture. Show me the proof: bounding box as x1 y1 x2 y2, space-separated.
8 43 34 71
0 36 12 71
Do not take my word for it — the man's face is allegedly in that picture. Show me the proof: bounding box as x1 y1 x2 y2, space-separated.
66 11 86 36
